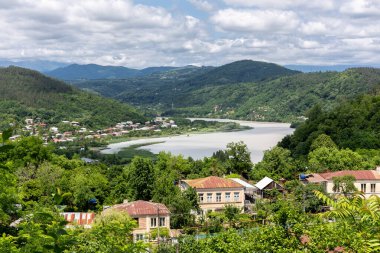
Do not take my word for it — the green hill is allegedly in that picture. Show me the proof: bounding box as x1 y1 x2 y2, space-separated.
279 94 380 156
163 68 380 121
181 60 300 88
63 61 380 123
0 66 145 129
46 64 181 80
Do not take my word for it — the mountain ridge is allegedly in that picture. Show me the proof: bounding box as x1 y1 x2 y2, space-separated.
0 66 145 129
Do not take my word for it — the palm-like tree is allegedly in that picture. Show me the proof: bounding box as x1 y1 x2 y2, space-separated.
314 190 380 252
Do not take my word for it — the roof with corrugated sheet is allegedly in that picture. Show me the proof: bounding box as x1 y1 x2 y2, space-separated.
111 200 170 216
320 170 380 180
183 176 244 189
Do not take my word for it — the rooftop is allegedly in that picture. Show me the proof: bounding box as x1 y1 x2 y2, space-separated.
255 176 274 190
315 170 380 181
110 200 170 216
183 176 244 189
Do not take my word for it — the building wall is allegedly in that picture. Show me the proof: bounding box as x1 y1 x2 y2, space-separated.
132 214 171 242
196 187 245 212
325 180 380 197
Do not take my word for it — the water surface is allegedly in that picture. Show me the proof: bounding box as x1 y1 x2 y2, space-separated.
101 118 294 163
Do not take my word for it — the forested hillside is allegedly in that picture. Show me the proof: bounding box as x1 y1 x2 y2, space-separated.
166 68 380 121
279 94 380 156
0 66 145 129
62 60 380 122
47 63 180 80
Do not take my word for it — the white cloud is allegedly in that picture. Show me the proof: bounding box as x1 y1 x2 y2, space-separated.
340 0 380 17
223 0 335 11
187 0 214 12
211 9 299 33
300 22 328 36
0 0 380 66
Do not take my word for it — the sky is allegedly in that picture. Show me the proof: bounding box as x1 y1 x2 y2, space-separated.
1 0 380 68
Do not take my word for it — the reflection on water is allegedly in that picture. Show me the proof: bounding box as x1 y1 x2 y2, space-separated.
101 118 294 163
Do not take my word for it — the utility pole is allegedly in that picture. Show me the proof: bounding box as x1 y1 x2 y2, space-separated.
157 204 160 246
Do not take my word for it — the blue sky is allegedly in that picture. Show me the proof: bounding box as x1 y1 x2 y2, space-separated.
0 0 380 68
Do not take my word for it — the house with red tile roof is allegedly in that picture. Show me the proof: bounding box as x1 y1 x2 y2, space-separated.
61 212 95 228
180 176 245 213
304 169 380 198
106 200 171 242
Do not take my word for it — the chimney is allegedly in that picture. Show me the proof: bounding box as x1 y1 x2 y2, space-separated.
376 166 380 173
123 199 129 204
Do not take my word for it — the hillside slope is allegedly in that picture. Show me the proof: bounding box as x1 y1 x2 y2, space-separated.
0 66 145 129
46 64 181 80
166 68 380 121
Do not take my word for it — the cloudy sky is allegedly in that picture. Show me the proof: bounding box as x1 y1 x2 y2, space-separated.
1 0 380 68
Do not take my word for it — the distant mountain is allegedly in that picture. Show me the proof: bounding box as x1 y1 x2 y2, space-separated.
46 64 183 80
182 60 300 88
0 66 145 129
284 64 379 73
164 67 380 122
0 59 68 72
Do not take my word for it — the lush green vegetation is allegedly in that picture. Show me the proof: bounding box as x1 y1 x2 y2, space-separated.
279 94 380 156
69 62 380 122
46 63 179 80
0 66 145 129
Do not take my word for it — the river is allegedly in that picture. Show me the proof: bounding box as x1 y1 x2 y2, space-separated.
100 118 294 163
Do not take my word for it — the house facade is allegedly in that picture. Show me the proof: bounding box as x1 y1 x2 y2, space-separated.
304 170 380 198
180 176 245 213
255 176 284 198
108 200 171 242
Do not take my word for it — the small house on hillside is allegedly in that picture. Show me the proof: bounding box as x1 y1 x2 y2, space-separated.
255 176 284 198
106 200 171 242
61 212 95 228
302 168 380 198
180 176 245 213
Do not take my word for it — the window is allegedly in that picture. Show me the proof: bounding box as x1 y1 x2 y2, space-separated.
207 193 212 203
216 193 221 202
198 193 204 203
136 234 144 241
150 218 157 227
371 184 376 193
159 217 165 227
361 184 367 193
225 192 231 202
234 192 240 202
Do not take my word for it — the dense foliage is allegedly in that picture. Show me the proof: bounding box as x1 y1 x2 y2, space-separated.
0 66 145 129
280 94 380 156
46 63 179 80
70 64 380 122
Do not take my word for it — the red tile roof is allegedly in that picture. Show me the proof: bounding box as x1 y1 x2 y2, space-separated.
183 176 244 189
111 200 170 216
310 170 380 181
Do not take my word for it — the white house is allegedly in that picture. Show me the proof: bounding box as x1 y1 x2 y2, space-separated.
303 168 380 198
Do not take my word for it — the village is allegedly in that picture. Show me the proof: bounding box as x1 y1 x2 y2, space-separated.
8 116 179 143
60 166 380 244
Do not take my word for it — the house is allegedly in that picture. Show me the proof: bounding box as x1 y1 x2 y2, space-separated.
302 169 380 198
255 176 284 198
107 200 171 242
61 212 95 228
230 178 259 211
180 176 245 213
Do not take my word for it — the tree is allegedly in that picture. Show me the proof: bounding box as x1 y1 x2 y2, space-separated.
125 156 154 201
310 134 337 151
308 147 368 172
332 175 357 196
69 210 146 253
315 191 380 252
225 141 252 178
224 204 241 227
251 146 296 180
